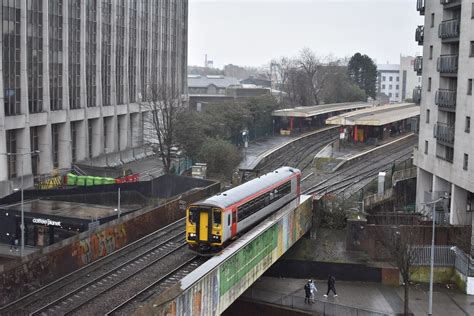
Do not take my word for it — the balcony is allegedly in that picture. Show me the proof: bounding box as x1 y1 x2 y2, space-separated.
439 19 460 41
434 122 455 145
437 55 458 75
440 0 461 9
435 89 457 111
413 86 422 104
414 56 423 76
417 0 425 15
415 26 424 45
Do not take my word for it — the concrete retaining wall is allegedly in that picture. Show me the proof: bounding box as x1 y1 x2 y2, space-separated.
0 181 220 307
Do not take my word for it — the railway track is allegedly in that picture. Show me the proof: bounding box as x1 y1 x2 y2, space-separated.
303 135 417 198
0 219 190 316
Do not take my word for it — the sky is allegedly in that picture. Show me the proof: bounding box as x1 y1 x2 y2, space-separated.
188 0 424 68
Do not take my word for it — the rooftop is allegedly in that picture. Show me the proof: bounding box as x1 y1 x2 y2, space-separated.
377 64 400 72
187 75 240 88
272 102 373 118
325 103 420 126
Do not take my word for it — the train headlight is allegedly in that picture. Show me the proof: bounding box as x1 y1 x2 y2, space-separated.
188 233 197 240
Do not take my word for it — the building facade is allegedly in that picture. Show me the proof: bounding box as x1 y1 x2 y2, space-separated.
399 55 423 102
414 0 474 229
0 0 188 197
377 64 401 102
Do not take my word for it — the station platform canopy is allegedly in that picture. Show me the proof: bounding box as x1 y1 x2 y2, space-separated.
272 102 372 118
325 103 420 126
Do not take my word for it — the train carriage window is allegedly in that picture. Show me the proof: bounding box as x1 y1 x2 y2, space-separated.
189 207 199 224
228 214 231 226
213 208 221 225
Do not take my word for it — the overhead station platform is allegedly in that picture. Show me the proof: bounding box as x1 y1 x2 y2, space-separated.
272 102 372 135
324 103 420 144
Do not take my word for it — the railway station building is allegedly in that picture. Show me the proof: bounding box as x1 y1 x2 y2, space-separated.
0 0 189 198
271 102 372 135
414 0 474 228
325 103 420 144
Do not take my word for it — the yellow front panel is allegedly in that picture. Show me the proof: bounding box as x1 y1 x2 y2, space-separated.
199 212 209 242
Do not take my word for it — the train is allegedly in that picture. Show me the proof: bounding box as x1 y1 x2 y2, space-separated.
186 166 301 254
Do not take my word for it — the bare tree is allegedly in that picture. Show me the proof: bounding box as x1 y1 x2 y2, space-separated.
298 48 329 105
375 217 421 316
142 84 186 173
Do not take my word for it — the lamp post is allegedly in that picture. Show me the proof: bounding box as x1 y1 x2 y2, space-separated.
1 150 40 257
422 195 447 316
114 187 121 218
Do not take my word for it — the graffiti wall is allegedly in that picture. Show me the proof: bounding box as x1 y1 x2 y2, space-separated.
141 195 312 316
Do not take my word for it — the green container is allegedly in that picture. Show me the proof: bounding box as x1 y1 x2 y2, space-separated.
77 176 86 186
85 176 94 186
66 173 77 186
93 177 104 185
104 177 116 185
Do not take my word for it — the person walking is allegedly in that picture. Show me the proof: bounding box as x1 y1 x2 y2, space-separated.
304 280 311 304
9 236 15 252
324 275 337 297
309 280 317 303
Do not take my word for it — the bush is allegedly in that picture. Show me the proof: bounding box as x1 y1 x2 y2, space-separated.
198 138 242 178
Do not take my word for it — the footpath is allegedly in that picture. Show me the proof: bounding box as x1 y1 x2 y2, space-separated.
240 277 473 316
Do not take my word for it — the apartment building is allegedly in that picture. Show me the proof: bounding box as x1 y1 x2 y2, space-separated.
377 64 401 102
0 0 188 197
414 0 474 229
400 55 423 102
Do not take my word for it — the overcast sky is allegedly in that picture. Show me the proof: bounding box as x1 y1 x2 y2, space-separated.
188 0 424 68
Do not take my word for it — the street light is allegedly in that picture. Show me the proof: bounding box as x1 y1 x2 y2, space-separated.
114 187 121 218
1 150 40 257
422 194 448 316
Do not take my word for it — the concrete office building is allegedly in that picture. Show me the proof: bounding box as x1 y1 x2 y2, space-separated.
414 0 474 228
0 0 188 197
377 64 401 102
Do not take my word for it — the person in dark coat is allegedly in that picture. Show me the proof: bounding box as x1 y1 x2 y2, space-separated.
324 275 337 297
304 280 311 303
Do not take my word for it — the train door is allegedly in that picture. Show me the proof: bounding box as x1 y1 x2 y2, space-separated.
199 211 210 242
231 208 237 237
296 173 301 195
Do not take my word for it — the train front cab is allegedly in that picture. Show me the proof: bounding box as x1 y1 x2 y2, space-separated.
186 206 223 252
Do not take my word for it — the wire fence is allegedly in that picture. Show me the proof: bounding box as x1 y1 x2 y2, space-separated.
411 245 455 266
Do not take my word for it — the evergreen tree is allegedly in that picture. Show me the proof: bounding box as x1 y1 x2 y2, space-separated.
347 53 377 99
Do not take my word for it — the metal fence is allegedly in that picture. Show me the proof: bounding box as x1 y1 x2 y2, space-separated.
451 246 474 277
411 245 455 266
245 288 392 316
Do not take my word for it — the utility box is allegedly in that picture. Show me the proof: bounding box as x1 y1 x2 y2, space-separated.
192 163 207 179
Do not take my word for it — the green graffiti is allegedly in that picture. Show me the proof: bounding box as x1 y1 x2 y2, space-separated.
219 225 278 295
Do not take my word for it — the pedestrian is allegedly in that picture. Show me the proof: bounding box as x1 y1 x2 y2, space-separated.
9 236 15 252
304 280 311 304
324 275 337 297
14 238 18 252
309 280 317 303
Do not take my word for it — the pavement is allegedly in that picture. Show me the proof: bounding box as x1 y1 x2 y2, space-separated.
0 242 39 265
238 135 292 170
242 277 474 316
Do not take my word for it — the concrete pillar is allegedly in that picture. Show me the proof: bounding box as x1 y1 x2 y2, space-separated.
96 0 103 107
58 122 71 169
118 115 128 151
416 167 433 212
131 113 141 147
104 116 116 152
110 2 119 151
75 120 87 161
79 0 87 110
0 16 7 183
450 184 471 225
91 118 101 157
38 125 53 174
432 175 451 199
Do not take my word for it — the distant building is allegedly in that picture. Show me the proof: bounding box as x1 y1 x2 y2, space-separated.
188 75 240 95
377 64 400 102
240 76 272 88
399 56 422 102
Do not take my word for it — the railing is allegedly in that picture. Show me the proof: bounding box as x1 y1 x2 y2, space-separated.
452 246 474 277
417 0 425 14
439 19 460 39
434 122 455 145
413 86 422 104
392 167 417 186
435 89 457 111
412 245 456 266
437 55 458 74
441 0 461 7
414 56 423 75
415 25 424 45
363 188 394 209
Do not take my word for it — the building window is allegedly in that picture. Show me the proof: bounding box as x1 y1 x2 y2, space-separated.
424 140 428 154
396 77 399 82
129 0 138 103
140 0 149 100
27 0 44 114
389 93 392 97
426 109 430 123
382 84 386 89
30 126 39 176
466 116 471 133
49 0 63 111
389 85 392 90
428 78 432 91
468 79 473 95
429 46 433 60
472 3 474 18
3 1 22 116
102 0 112 106
86 0 97 107
382 76 386 81
69 0 81 109
396 85 399 90
431 13 435 28
389 76 393 82
464 154 469 170
88 120 93 159
470 41 474 57
116 0 125 105
52 124 59 168
395 93 399 98
6 130 17 178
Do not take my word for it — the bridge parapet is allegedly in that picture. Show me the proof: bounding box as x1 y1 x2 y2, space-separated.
136 195 313 316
